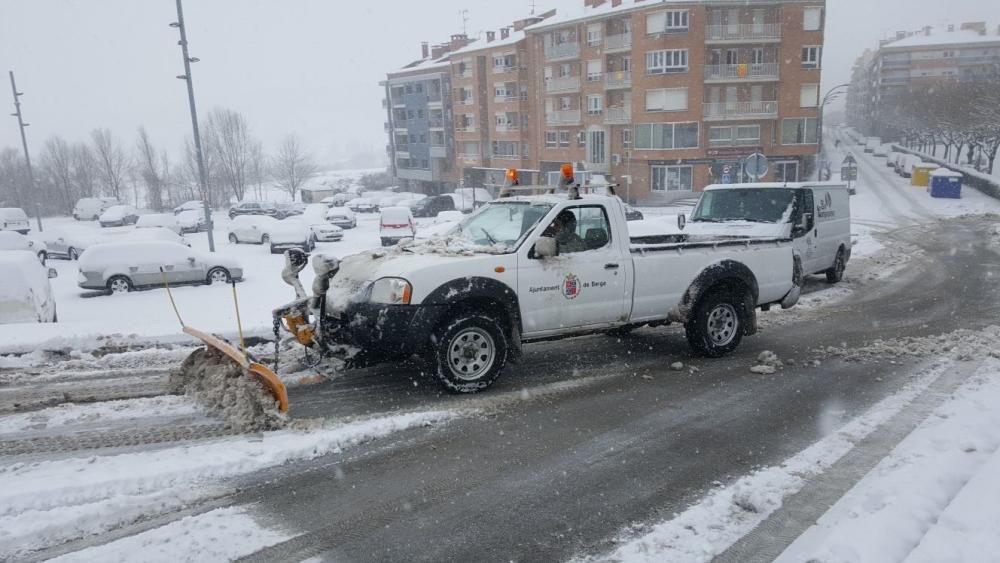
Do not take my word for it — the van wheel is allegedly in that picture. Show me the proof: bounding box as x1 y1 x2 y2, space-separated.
433 314 508 393
68 248 79 261
381 238 391 247
685 290 746 357
826 248 846 284
107 276 132 295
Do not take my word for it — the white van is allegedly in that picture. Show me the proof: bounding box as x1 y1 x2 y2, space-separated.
379 206 416 247
864 137 882 153
0 208 30 234
900 155 923 178
687 182 852 283
73 197 117 221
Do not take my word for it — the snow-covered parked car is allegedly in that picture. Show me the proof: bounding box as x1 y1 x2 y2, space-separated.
176 209 208 233
173 200 207 215
873 144 890 157
136 213 181 234
414 210 463 240
77 241 242 294
299 205 344 242
98 205 139 227
379 206 416 247
0 231 47 263
73 197 117 221
269 218 317 254
0 207 31 234
0 250 58 323
325 207 357 229
42 229 103 260
106 226 189 247
453 188 493 212
321 194 349 208
228 215 278 245
623 205 644 221
347 198 378 213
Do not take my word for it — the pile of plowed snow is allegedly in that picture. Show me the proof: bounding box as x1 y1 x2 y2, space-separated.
818 325 1000 363
169 348 287 431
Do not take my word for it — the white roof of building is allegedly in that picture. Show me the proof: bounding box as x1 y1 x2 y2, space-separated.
449 31 526 56
882 27 1000 50
525 0 678 32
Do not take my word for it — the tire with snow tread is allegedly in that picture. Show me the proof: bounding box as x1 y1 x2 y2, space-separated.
432 313 508 393
685 289 746 358
826 248 846 284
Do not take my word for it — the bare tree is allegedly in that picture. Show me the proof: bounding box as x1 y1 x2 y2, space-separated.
72 143 99 199
0 147 26 207
248 140 267 201
135 127 166 211
91 128 129 200
40 136 76 213
273 134 317 201
205 108 254 202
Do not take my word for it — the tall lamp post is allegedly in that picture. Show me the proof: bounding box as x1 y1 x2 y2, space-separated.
818 83 850 154
170 0 214 252
8 71 43 232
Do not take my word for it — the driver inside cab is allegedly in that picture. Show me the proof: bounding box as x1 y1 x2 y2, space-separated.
542 210 586 253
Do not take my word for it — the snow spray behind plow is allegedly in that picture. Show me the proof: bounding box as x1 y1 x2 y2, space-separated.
160 268 289 430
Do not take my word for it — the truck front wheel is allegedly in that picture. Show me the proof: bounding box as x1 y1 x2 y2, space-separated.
685 290 746 358
433 314 508 393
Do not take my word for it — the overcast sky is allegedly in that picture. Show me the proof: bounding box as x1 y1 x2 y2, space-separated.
1 0 998 166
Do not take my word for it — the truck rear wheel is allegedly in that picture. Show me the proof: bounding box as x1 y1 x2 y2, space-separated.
433 314 508 393
826 248 846 284
685 290 746 358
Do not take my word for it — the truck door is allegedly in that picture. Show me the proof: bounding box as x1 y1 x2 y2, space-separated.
517 204 629 336
794 189 821 274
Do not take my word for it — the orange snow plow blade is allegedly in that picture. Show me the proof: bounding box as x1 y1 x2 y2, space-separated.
182 326 289 413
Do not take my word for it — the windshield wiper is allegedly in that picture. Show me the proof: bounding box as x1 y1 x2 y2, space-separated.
480 227 498 245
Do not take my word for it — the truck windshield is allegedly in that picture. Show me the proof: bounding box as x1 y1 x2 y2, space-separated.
455 201 554 250
691 189 798 224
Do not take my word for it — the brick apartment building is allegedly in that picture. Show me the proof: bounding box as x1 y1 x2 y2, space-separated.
848 22 1000 137
381 0 827 203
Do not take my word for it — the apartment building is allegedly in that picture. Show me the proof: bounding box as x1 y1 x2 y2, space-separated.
381 0 827 203
848 22 1000 136
380 35 472 193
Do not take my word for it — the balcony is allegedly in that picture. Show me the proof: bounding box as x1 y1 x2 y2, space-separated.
604 107 632 124
605 70 632 89
496 123 521 132
428 117 445 128
492 154 521 161
494 94 522 104
430 146 447 158
605 32 632 52
458 153 481 163
545 76 581 93
703 101 778 121
456 98 475 106
545 42 580 61
704 63 779 82
546 110 581 125
705 23 781 43
455 124 476 133
493 65 518 74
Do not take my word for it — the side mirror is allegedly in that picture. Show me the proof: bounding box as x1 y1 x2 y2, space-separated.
534 236 558 258
677 214 687 231
187 256 197 264
48 268 58 279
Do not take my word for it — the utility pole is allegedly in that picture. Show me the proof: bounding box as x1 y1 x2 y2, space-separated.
170 0 215 251
8 71 43 232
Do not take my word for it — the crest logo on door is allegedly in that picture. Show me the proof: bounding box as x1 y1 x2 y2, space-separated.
563 273 581 300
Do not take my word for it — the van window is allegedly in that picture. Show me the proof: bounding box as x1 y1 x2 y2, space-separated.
802 189 815 230
691 189 798 224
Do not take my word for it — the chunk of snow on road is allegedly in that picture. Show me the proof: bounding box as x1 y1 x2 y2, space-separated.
776 359 1000 563
750 351 782 374
579 361 950 563
47 506 292 563
0 396 201 435
820 325 1000 363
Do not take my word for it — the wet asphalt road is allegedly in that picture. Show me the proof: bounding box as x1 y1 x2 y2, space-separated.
226 216 1000 563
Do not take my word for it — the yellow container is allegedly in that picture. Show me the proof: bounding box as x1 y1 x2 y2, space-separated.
911 163 939 187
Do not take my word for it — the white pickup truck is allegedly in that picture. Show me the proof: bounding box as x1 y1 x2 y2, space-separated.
276 193 803 393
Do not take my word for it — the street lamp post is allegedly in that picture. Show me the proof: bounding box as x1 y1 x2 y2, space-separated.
7 71 43 232
818 83 850 155
170 0 214 252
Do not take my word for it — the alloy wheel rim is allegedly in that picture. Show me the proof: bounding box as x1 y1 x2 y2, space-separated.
707 303 738 346
110 279 129 294
448 327 496 381
210 270 227 283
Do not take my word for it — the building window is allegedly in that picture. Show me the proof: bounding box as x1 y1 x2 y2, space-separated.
558 131 570 147
647 10 689 34
587 95 603 115
559 63 572 77
414 83 423 94
559 96 573 110
802 46 821 68
405 84 413 94
622 128 632 147
545 131 558 147
651 165 693 192
587 23 602 46
800 84 819 107
646 88 688 112
803 7 823 31
646 49 688 74
587 60 603 82
461 141 480 156
781 118 819 144
493 53 517 71
416 109 425 118
707 125 765 149
634 123 699 150
492 141 520 159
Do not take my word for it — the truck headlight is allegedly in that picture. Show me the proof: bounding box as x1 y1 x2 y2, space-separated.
368 277 412 305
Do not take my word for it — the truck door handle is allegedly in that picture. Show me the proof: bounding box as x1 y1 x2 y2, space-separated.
605 263 620 270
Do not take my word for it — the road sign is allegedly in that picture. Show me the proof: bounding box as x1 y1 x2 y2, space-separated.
744 153 768 180
841 166 858 181
842 155 857 166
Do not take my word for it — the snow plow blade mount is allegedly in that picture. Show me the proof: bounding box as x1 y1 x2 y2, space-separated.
182 326 289 413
